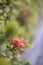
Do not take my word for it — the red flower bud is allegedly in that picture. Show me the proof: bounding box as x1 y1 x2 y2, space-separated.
12 37 26 47
22 8 31 15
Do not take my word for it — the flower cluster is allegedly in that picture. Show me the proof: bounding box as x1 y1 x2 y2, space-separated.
12 37 26 48
22 8 31 15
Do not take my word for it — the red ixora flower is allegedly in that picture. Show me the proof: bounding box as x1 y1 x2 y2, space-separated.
22 8 31 15
12 37 26 47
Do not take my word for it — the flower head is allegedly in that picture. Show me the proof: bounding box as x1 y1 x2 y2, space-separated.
12 37 26 47
22 8 31 15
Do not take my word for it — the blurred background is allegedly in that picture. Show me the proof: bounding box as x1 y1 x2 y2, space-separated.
0 0 42 65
